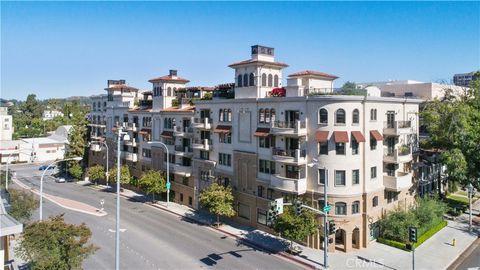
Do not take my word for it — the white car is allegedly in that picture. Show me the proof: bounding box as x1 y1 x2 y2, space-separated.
55 178 66 183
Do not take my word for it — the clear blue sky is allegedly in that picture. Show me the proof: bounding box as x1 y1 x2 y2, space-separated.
1 1 479 100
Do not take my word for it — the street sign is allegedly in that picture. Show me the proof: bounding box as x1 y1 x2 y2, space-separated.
166 182 171 190
275 198 284 214
323 204 331 213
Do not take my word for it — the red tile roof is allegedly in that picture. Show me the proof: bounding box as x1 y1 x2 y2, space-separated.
228 59 289 68
288 70 338 79
106 84 138 90
148 75 190 83
160 106 195 112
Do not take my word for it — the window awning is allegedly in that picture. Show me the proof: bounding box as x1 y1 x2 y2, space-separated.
315 131 329 142
139 129 151 135
160 131 174 138
213 125 232 133
370 130 383 141
333 131 349 143
351 131 366 143
254 127 270 137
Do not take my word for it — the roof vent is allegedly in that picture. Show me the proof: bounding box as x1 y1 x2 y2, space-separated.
169 70 177 77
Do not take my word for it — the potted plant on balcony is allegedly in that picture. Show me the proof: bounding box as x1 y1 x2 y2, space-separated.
399 144 410 155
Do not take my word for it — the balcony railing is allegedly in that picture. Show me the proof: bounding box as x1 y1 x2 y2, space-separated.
174 145 193 153
383 120 413 135
271 120 306 129
272 148 306 158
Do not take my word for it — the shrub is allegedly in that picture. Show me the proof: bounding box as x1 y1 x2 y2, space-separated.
413 220 448 248
377 238 409 251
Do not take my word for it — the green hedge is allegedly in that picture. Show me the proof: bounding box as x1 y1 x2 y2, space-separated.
379 220 448 251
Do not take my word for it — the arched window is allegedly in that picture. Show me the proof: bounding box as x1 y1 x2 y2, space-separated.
227 109 232 122
238 75 243 87
352 201 360 214
259 109 265 123
319 108 328 124
268 74 273 87
167 87 172 96
173 87 177 95
219 109 224 122
243 74 248 87
335 202 347 215
249 73 255 86
274 75 279 87
372 196 379 207
335 109 346 124
271 109 276 123
261 73 267 86
265 109 271 123
352 109 359 124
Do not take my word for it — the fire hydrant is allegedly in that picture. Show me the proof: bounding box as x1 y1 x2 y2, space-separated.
452 238 456 246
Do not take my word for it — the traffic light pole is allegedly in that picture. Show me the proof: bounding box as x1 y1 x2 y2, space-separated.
412 246 415 270
324 171 328 269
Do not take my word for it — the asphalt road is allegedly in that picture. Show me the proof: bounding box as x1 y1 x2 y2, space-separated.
9 164 303 270
454 242 480 270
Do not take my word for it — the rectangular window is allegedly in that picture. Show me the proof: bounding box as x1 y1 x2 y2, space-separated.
352 203 360 214
257 186 264 197
180 193 184 202
259 136 275 148
318 169 326 185
352 140 359 155
319 142 328 155
219 132 232 144
257 209 267 226
200 151 209 160
352 169 360 185
188 196 193 205
371 166 377 179
335 170 346 186
370 138 377 150
267 188 273 200
335 203 347 215
335 143 345 155
219 153 232 166
259 159 275 175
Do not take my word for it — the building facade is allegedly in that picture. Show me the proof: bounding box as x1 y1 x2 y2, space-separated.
0 107 13 141
453 71 479 87
42 110 64 121
87 45 422 252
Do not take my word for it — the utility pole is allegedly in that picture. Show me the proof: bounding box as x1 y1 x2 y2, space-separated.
323 170 329 269
468 183 473 232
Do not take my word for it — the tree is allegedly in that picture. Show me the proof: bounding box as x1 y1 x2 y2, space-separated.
22 94 44 119
139 170 166 202
108 165 131 186
273 206 318 248
87 165 105 185
339 81 367 96
16 214 98 270
421 72 480 191
199 183 236 226
8 189 39 223
68 163 83 180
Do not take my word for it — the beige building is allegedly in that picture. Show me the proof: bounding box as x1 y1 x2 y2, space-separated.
87 45 422 253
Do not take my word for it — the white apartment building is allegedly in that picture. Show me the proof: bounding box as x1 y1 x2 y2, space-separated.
87 45 422 253
0 107 13 141
42 110 64 121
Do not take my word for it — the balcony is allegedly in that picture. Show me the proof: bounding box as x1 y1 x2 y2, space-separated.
126 123 137 132
270 174 307 194
125 153 138 162
173 126 194 137
384 171 413 191
270 120 307 136
167 163 192 177
192 139 213 151
383 121 413 136
174 145 194 157
383 148 412 164
191 117 212 129
272 148 307 164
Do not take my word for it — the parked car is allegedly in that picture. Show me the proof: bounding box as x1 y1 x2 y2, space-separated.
55 178 66 183
39 165 56 171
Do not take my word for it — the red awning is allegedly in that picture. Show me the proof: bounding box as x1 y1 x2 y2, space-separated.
315 131 329 142
333 131 349 143
351 131 366 143
213 125 232 133
370 130 383 141
254 127 270 137
160 131 174 138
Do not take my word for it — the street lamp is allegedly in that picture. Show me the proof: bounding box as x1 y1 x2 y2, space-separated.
4 149 35 190
88 141 110 186
467 183 475 232
147 141 170 207
39 156 82 220
115 128 130 270
308 158 329 269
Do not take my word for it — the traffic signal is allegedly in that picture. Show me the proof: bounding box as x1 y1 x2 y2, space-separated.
328 220 336 235
295 200 303 215
409 227 417 243
267 201 279 227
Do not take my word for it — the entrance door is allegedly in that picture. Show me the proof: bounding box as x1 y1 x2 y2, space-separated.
285 110 300 127
183 118 191 131
387 137 395 154
386 111 395 128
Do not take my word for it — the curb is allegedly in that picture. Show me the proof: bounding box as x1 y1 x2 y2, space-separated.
118 192 318 270
447 237 480 270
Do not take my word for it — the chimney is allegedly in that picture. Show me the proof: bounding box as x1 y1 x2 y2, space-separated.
169 70 177 77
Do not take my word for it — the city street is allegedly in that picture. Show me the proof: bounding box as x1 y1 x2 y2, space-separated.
10 164 303 270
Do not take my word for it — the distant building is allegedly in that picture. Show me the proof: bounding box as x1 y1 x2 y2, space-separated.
453 71 479 87
42 110 64 120
0 107 13 141
357 80 467 100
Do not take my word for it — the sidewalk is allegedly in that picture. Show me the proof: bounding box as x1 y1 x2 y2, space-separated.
83 182 480 270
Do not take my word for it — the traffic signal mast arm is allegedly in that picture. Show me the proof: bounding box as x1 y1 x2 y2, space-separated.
286 202 326 215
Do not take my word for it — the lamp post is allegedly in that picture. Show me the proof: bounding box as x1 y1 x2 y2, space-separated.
39 156 82 220
147 141 170 207
5 149 34 190
115 128 130 270
89 141 109 186
467 183 474 232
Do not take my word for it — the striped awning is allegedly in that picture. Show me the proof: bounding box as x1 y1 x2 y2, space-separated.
160 131 174 138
